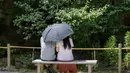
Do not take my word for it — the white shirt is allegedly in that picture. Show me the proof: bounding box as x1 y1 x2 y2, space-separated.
57 38 74 61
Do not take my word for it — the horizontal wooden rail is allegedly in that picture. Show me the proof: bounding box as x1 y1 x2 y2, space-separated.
0 47 120 50
0 47 7 49
122 48 130 50
1 45 130 50
10 46 40 49
72 48 119 50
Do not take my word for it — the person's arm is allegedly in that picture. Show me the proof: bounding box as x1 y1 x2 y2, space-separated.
69 38 74 47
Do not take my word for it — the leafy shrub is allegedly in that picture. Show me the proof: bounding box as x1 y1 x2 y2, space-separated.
124 53 130 69
124 31 130 47
103 35 118 66
0 41 8 58
16 53 35 69
0 49 6 58
124 31 130 69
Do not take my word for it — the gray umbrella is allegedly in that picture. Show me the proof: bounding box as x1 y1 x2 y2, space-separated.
42 23 73 42
42 25 52 41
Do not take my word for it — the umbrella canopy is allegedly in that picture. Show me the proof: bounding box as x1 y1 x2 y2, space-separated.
42 25 52 41
42 23 73 42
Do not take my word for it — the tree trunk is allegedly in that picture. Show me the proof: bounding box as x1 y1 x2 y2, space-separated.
110 0 120 5
5 0 13 26
114 0 120 5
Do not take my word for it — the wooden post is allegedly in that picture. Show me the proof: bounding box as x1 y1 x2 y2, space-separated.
7 44 11 70
118 43 122 73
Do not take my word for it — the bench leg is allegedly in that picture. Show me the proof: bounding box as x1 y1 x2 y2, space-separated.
88 65 92 73
40 64 44 73
36 63 41 73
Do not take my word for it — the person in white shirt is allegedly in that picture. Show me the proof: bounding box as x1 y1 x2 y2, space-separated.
40 37 56 60
40 37 57 70
56 36 77 73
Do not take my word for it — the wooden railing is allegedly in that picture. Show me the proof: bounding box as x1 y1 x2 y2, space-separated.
0 43 127 73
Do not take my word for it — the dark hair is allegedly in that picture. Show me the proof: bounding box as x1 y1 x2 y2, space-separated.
63 36 71 49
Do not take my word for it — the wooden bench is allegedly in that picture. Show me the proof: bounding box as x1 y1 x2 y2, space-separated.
32 59 97 73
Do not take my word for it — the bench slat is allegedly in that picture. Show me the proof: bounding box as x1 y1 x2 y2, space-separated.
32 59 97 65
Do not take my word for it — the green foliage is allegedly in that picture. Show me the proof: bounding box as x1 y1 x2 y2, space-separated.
124 53 130 68
124 31 130 47
103 35 118 66
56 2 129 47
0 41 8 58
84 0 111 10
16 53 35 69
0 49 6 58
13 0 87 40
13 0 130 48
124 31 130 69
105 36 116 48
13 1 45 40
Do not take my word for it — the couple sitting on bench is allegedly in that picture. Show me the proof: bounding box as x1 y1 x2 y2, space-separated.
40 36 77 73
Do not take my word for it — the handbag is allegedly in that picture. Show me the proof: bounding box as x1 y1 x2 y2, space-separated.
46 66 57 73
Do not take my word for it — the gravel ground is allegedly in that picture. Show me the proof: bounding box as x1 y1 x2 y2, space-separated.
1 70 130 73
0 70 128 73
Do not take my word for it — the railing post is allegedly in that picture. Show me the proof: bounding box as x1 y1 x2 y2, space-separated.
32 48 35 60
118 43 122 73
7 44 11 70
94 50 96 60
94 50 96 70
